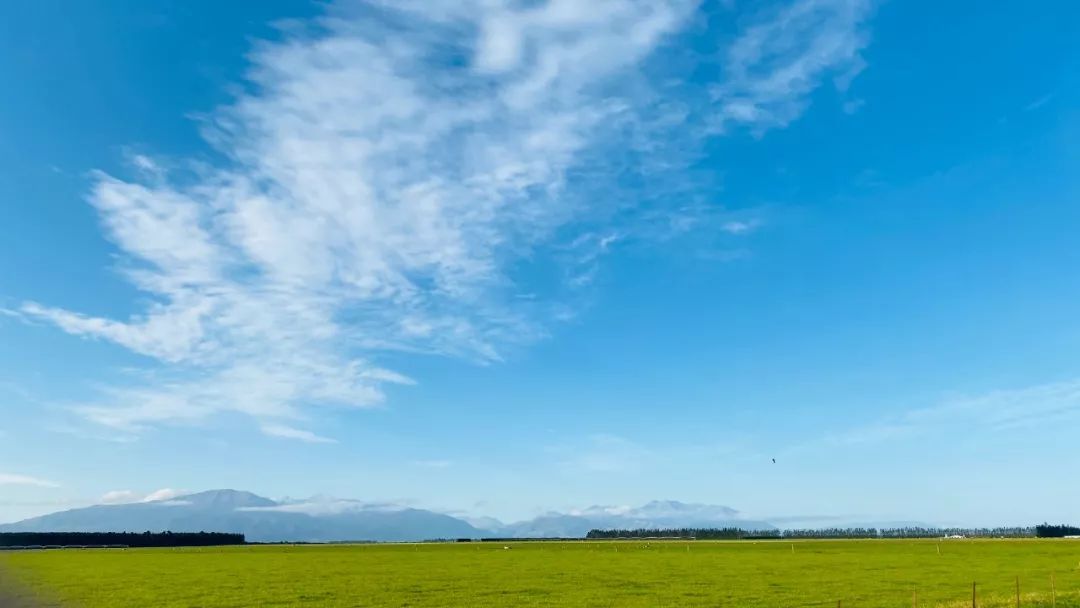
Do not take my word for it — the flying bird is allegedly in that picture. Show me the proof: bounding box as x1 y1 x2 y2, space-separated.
771 458 776 464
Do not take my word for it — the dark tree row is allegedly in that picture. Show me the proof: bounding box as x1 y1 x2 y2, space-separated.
785 526 1034 539
1035 524 1080 538
0 531 245 548
587 526 1045 540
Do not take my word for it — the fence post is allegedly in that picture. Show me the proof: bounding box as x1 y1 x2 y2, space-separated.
972 581 977 608
1015 575 1020 608
1051 573 1057 607
913 586 918 608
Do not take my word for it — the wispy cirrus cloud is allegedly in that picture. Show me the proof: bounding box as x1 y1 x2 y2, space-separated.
711 0 873 133
834 378 1080 445
16 0 874 439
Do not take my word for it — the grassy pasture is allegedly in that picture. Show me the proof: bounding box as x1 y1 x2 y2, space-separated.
3 539 1080 607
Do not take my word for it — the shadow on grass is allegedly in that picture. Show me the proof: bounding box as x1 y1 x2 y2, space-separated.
0 565 60 608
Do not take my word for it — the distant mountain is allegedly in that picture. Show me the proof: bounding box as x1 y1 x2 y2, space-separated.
461 516 506 532
495 500 776 538
0 490 482 543
180 489 276 510
0 492 779 542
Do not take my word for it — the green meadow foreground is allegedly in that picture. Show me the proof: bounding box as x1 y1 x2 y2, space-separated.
3 540 1080 607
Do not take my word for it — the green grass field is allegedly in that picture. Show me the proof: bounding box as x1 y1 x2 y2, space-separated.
3 539 1080 607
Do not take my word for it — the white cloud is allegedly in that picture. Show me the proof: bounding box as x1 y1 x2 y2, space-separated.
0 473 59 488
711 0 873 133
261 424 337 444
18 0 697 433
18 0 877 437
99 488 187 504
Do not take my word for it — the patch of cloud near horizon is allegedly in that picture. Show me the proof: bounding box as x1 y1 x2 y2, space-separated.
18 0 873 439
0 473 60 488
238 497 410 516
99 488 187 505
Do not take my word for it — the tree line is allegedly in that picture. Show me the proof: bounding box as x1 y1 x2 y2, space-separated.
587 528 778 540
0 531 245 548
587 525 1066 540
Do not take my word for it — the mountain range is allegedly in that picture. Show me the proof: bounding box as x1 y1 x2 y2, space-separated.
0 490 774 542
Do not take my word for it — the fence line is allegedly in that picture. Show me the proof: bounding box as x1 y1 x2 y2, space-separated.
810 575 1078 608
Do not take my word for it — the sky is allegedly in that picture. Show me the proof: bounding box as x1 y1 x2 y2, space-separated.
0 0 1078 527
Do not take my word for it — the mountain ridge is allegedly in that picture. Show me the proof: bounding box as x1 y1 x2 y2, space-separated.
0 490 774 542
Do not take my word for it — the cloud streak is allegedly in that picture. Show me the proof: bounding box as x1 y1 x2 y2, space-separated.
0 473 59 488
834 378 1080 445
261 424 337 444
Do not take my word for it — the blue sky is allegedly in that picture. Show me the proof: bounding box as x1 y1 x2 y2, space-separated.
1 0 1078 526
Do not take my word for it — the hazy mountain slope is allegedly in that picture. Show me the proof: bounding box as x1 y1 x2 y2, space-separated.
0 490 482 542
